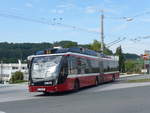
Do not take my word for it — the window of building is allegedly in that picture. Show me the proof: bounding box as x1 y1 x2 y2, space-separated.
12 67 18 70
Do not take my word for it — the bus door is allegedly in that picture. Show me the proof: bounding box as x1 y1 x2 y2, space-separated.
58 56 68 84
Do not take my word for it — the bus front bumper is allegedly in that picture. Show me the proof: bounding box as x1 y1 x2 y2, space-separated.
29 85 60 92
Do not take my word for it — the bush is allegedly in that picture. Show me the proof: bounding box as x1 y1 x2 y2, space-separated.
10 71 24 83
125 59 143 73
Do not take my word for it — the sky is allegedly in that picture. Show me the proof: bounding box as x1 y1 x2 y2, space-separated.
0 0 150 55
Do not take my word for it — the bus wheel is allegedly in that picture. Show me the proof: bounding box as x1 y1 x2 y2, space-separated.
95 77 99 86
74 80 80 91
112 75 115 82
99 76 104 84
43 92 49 95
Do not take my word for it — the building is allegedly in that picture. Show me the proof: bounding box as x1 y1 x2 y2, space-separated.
142 50 150 74
0 63 28 82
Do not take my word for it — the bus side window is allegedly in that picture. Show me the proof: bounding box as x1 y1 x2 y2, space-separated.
69 56 78 75
77 58 82 74
99 59 103 74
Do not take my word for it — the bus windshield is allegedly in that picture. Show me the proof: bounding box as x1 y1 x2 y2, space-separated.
31 55 62 81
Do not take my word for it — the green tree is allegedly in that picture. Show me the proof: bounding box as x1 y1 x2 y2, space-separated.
124 53 140 60
10 71 24 83
0 42 52 63
90 40 101 52
103 48 113 55
115 46 125 73
0 40 115 63
89 40 113 55
53 41 78 48
125 59 143 73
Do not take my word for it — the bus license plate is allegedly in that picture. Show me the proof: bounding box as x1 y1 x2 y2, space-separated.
37 88 45 91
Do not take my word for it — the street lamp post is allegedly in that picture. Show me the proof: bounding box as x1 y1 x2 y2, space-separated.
0 61 3 83
100 10 104 53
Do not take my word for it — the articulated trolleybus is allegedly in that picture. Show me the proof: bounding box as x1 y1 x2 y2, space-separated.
28 47 119 93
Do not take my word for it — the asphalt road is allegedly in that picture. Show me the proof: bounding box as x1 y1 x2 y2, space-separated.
0 78 150 113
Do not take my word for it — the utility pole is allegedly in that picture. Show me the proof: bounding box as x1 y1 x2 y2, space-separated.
100 10 104 53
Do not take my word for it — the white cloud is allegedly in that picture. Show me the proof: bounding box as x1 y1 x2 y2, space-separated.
88 28 100 33
48 26 68 31
84 6 119 15
9 8 24 15
11 8 20 11
111 23 128 33
122 41 148 55
51 9 64 14
85 6 97 14
57 10 64 14
25 3 33 8
31 0 41 3
139 18 150 22
57 3 74 9
104 0 112 4
102 8 119 14
109 38 150 55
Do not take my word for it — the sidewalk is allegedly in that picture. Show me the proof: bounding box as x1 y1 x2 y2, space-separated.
0 84 12 88
120 74 141 78
119 73 150 81
0 83 27 89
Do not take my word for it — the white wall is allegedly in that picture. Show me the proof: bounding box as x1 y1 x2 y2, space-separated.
0 63 28 81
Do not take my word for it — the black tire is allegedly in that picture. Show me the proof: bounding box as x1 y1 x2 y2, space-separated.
43 92 49 95
112 75 115 82
98 75 104 85
95 77 99 86
74 80 80 91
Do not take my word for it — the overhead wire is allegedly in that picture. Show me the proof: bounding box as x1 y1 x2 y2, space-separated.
0 12 99 34
1 10 150 46
106 37 121 45
0 12 129 46
106 37 126 48
105 11 150 21
130 35 150 42
0 12 51 25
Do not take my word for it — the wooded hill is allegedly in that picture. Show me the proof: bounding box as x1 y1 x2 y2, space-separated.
0 40 140 63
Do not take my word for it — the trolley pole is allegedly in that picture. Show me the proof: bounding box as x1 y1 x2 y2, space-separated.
100 10 104 53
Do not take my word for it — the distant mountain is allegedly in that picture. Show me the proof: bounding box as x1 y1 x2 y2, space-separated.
0 41 79 63
124 53 140 60
0 41 140 63
0 42 53 63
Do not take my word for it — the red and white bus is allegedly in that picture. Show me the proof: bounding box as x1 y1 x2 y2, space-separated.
28 47 119 93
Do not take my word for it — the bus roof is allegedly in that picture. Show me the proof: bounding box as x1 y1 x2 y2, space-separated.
28 52 119 61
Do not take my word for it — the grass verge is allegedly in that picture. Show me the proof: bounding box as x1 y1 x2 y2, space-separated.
127 79 150 83
9 80 28 84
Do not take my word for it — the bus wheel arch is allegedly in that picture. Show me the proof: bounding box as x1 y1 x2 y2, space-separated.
112 74 116 82
43 91 50 95
95 76 99 86
74 79 80 91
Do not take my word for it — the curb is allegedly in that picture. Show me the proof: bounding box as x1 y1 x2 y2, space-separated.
120 74 140 78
